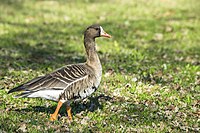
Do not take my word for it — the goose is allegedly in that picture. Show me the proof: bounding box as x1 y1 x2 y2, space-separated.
8 24 111 121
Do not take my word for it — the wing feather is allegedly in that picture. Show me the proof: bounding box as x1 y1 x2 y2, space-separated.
8 64 88 94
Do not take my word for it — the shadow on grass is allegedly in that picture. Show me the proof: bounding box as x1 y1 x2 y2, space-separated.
0 22 87 77
13 94 112 117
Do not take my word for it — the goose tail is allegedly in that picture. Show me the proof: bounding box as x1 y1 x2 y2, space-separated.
8 84 26 94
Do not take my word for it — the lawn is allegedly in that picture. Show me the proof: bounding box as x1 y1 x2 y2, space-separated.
0 0 199 132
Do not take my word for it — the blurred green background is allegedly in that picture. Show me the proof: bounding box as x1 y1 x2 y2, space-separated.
0 0 199 132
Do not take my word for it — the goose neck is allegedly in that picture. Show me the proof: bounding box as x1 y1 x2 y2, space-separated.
84 37 101 67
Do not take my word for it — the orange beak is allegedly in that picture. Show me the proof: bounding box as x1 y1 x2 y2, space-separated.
101 31 112 38
100 26 112 38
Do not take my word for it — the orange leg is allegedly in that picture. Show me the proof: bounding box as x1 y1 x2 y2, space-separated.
66 106 72 121
50 101 63 121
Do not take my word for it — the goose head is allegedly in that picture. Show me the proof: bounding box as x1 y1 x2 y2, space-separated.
84 24 111 39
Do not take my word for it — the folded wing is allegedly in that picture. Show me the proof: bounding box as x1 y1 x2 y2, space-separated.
8 64 89 101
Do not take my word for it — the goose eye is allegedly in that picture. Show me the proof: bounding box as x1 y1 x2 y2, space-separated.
95 28 99 31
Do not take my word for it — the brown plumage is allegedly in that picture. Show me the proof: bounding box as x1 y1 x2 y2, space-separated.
8 24 111 121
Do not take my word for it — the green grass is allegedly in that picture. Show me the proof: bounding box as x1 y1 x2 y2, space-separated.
0 0 199 132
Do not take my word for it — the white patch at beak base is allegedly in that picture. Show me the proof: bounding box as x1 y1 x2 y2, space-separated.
100 26 111 38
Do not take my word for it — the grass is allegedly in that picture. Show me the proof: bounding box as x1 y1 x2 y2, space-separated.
0 0 199 132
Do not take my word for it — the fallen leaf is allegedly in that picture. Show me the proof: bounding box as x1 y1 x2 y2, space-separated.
165 26 173 32
153 33 163 41
104 69 114 77
18 124 27 133
132 77 138 82
113 88 122 97
80 116 89 125
174 106 179 112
